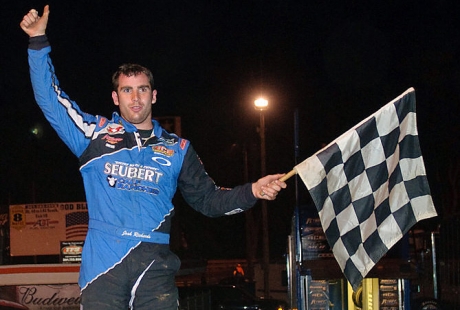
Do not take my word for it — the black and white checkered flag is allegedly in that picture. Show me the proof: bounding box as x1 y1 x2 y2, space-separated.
294 87 437 291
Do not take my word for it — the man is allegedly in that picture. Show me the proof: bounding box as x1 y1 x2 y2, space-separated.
233 263 245 277
20 5 287 310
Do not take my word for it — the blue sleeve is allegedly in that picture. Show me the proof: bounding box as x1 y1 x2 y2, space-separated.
28 35 97 158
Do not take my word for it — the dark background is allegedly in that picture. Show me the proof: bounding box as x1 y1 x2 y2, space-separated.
1 0 458 260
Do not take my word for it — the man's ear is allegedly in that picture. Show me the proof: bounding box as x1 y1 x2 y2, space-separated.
152 89 157 104
112 91 119 106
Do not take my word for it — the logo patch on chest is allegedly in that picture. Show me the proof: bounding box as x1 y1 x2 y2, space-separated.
107 124 125 134
102 134 123 145
152 145 174 157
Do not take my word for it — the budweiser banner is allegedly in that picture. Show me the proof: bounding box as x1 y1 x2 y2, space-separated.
0 284 80 310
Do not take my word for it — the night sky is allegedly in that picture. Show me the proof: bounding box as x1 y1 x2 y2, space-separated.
1 1 458 260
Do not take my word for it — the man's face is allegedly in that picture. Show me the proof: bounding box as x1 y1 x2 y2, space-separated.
112 73 157 130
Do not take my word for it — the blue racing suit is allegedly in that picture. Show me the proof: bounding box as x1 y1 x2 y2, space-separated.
27 35 257 308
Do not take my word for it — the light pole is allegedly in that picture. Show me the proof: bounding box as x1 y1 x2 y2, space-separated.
254 97 270 299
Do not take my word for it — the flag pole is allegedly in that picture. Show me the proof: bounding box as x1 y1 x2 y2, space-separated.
279 169 297 182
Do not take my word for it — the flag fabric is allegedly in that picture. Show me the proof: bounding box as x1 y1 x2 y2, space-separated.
294 87 437 291
65 211 89 240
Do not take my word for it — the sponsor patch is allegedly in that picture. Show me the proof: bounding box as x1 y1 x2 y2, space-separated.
102 134 123 145
152 145 174 157
107 124 125 134
104 162 162 195
180 139 187 150
98 117 107 127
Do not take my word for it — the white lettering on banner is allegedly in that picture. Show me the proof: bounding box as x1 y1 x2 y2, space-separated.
104 162 163 183
58 203 87 211
16 285 81 309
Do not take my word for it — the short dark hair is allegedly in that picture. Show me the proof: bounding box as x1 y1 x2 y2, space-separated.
112 64 154 91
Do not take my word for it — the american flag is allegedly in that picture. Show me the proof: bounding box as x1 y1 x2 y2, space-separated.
294 88 437 291
65 211 89 240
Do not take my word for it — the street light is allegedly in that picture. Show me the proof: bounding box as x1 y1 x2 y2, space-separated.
254 97 270 299
254 98 268 110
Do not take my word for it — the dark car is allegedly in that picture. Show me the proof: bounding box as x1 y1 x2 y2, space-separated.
178 285 287 310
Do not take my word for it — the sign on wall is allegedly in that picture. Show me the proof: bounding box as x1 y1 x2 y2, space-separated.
9 203 88 256
299 204 333 260
0 284 80 310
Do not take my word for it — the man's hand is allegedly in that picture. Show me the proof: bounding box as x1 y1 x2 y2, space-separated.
252 174 287 200
20 5 50 37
